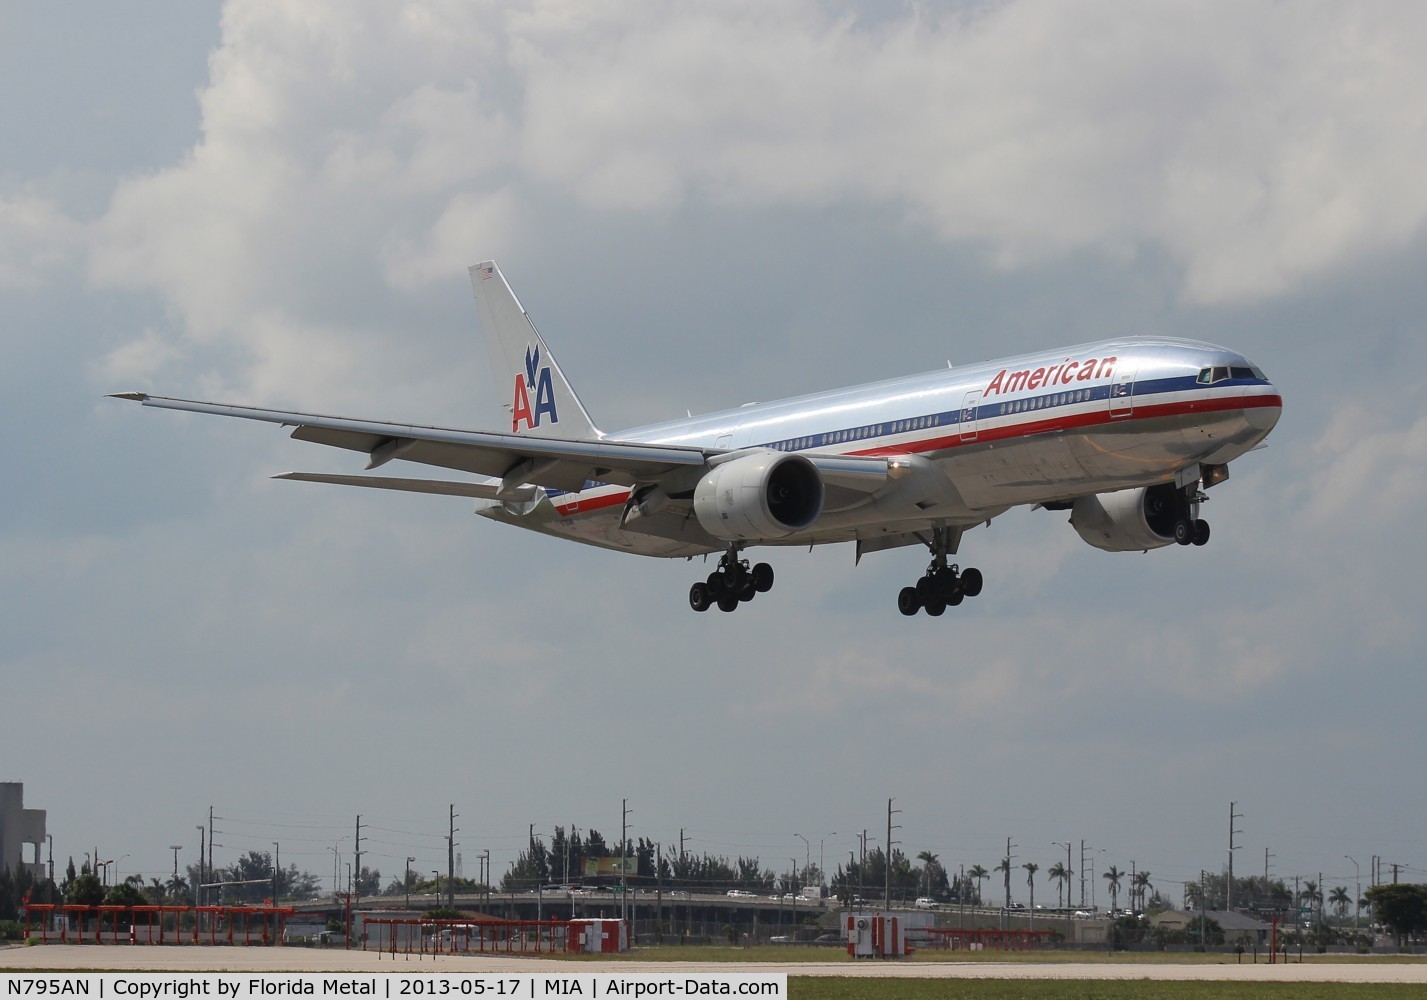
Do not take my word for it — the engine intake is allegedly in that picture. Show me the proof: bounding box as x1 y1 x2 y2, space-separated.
1070 483 1179 552
693 452 824 541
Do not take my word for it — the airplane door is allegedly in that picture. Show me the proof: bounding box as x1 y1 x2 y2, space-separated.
960 390 981 442
1108 369 1136 419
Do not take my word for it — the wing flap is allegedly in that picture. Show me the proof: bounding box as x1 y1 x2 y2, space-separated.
274 472 536 501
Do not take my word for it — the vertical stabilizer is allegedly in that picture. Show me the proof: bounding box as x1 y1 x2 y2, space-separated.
469 261 601 439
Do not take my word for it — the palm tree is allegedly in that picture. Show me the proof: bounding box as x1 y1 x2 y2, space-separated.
917 851 940 898
995 857 1012 909
1301 880 1323 924
967 865 989 907
1328 886 1351 924
1102 865 1124 913
1048 862 1070 909
1132 871 1153 914
1023 862 1039 925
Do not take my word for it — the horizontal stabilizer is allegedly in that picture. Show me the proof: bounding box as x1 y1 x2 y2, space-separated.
275 472 537 502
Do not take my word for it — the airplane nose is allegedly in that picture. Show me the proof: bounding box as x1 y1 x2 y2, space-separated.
1244 382 1282 432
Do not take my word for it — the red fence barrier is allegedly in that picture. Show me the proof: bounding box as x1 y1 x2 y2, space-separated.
22 902 295 945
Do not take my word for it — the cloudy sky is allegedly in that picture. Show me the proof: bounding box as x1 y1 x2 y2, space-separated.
5 1 1426 905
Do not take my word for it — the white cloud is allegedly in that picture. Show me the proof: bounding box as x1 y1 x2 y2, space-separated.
81 0 1427 408
0 193 83 288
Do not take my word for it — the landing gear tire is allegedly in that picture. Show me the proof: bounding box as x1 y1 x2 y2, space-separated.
1192 519 1210 546
960 567 983 598
1174 518 1194 546
689 582 712 612
924 597 947 617
751 562 774 593
716 594 740 613
897 587 921 616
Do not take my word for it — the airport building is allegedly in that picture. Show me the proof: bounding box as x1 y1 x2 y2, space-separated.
0 781 47 880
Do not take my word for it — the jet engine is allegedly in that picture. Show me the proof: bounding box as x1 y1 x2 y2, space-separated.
693 452 823 541
1069 483 1180 552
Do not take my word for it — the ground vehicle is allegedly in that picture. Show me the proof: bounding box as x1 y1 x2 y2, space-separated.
915 897 938 909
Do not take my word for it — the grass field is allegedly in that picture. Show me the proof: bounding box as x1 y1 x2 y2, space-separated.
600 944 1424 966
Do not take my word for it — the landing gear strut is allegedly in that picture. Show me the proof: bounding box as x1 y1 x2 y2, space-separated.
897 526 983 617
689 548 775 613
1171 484 1211 548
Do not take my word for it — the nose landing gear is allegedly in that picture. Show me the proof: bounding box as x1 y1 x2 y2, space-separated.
689 548 775 612
1171 484 1211 547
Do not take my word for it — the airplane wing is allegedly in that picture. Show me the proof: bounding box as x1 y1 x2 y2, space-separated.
110 393 897 501
109 393 707 495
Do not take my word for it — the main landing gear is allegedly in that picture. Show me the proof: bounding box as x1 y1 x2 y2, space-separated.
689 548 775 613
897 526 983 617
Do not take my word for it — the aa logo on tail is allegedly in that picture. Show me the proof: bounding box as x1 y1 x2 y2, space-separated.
512 345 558 431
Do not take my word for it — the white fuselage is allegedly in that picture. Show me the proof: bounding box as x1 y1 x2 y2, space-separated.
480 337 1281 557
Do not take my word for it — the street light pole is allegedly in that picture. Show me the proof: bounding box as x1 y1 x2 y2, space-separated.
1345 855 1361 928
1053 841 1073 939
328 845 341 899
197 826 206 908
406 858 416 910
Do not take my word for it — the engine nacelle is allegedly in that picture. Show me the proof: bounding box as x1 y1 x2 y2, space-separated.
1070 483 1179 552
693 452 824 541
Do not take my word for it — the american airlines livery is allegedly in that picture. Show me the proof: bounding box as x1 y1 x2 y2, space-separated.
113 260 1282 617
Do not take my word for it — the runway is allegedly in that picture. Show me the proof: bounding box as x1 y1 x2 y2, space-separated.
4 945 1426 982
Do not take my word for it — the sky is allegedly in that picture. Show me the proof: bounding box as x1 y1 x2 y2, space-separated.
4 1 1426 907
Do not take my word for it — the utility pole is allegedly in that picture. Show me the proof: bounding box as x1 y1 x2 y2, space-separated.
447 805 459 910
1228 801 1243 911
196 826 206 908
1079 841 1087 909
353 815 364 902
621 799 632 927
1002 837 1017 928
272 842 280 905
885 799 901 910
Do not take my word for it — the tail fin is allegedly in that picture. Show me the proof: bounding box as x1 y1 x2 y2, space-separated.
469 260 601 439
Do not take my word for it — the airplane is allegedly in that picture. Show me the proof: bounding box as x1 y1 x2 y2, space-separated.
112 260 1283 616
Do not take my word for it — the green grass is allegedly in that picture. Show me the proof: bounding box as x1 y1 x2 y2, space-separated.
606 945 1425 965
789 982 1426 1000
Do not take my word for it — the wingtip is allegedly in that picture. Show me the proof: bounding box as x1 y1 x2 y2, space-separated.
108 391 149 401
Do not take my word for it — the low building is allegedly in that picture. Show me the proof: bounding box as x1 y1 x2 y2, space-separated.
0 782 47 881
1150 908 1272 944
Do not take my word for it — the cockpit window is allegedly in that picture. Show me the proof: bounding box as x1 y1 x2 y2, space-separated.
1197 366 1232 384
